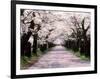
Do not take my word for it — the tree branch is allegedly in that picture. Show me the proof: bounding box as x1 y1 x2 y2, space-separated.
81 18 85 30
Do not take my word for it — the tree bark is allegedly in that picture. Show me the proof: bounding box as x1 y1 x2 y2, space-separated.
21 31 32 57
33 33 38 55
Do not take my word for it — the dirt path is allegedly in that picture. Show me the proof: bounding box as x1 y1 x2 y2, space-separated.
29 46 90 69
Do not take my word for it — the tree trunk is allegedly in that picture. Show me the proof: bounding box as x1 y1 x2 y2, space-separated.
33 33 38 55
46 41 49 49
21 31 32 57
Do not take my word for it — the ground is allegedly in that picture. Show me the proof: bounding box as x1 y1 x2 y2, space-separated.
29 45 90 69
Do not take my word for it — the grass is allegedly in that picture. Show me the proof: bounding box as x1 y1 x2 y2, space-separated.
75 51 89 61
21 55 38 69
65 48 90 61
21 49 43 69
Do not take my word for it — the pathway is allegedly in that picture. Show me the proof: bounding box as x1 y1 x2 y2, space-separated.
29 45 90 69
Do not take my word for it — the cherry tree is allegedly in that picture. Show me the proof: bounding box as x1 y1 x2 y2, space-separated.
21 9 42 56
69 13 91 56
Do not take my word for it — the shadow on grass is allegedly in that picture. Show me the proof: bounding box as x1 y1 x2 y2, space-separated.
20 48 52 70
65 48 90 61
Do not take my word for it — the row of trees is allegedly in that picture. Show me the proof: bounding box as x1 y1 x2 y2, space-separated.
21 10 56 57
65 16 90 57
20 9 91 58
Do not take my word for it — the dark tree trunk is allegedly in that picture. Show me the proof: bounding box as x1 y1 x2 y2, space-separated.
33 33 38 55
83 31 88 55
25 42 31 57
21 31 32 57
